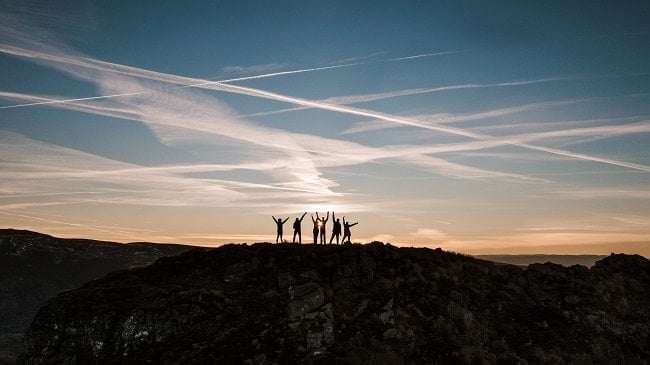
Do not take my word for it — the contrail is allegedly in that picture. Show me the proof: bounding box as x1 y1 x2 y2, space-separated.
0 91 143 109
513 142 650 172
0 209 141 239
217 61 368 83
2 44 649 172
0 45 459 109
386 51 460 61
217 50 460 83
163 77 650 173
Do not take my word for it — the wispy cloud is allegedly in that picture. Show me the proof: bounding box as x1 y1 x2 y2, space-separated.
2 24 647 174
247 74 648 121
220 63 286 76
1 20 531 185
0 210 143 240
3 41 648 177
342 94 648 134
550 188 650 199
411 227 448 240
0 46 542 183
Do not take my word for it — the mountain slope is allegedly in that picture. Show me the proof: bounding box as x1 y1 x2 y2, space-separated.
0 229 191 362
19 243 649 364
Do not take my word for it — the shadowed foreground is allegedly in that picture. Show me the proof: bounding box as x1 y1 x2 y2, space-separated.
20 243 649 364
0 229 191 363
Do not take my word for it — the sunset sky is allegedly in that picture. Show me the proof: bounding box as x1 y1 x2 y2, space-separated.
1 1 649 255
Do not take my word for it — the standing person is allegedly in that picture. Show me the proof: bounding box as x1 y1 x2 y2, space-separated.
272 215 289 243
329 211 342 244
311 213 320 244
342 216 358 244
292 212 307 244
319 211 329 244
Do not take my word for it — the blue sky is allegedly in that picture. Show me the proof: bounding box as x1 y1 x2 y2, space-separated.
1 1 649 255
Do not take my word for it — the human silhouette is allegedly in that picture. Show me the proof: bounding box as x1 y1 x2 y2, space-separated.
342 216 358 244
329 211 341 244
272 215 289 243
319 211 329 244
311 213 320 244
292 212 307 244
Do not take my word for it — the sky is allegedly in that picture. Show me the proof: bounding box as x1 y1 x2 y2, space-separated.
0 1 649 255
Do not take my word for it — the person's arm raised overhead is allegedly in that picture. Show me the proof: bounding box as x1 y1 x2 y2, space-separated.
283 217 289 223
300 212 307 221
272 216 277 222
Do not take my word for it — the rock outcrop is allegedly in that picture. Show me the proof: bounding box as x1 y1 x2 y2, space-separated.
19 243 649 364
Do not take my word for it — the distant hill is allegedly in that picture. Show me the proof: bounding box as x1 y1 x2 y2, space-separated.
18 242 649 364
0 229 191 363
474 254 608 267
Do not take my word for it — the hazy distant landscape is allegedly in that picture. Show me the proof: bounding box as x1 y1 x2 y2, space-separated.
474 254 607 268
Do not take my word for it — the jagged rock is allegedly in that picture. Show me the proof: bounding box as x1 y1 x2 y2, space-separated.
286 285 324 319
354 299 369 317
18 244 650 364
304 303 334 355
379 298 395 325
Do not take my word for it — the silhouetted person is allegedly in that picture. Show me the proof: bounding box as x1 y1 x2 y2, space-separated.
292 212 307 244
342 216 358 244
319 211 329 244
272 215 289 243
311 213 320 244
329 211 341 244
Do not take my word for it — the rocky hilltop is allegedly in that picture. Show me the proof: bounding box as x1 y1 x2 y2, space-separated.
0 229 190 363
19 243 649 364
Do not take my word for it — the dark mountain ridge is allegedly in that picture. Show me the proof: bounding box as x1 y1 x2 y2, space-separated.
18 242 649 364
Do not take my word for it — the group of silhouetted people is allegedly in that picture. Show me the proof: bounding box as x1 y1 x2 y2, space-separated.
272 211 358 244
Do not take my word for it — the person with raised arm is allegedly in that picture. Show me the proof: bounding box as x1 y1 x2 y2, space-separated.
342 216 358 244
311 212 320 244
272 215 289 243
329 211 342 244
319 211 329 244
292 212 308 244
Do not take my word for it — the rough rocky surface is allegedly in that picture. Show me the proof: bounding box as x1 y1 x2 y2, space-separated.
0 229 190 363
18 243 649 364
